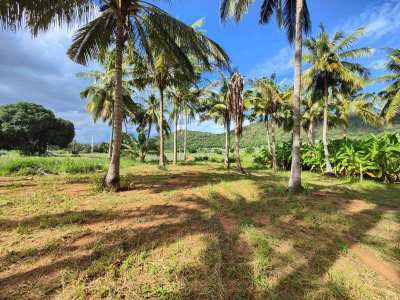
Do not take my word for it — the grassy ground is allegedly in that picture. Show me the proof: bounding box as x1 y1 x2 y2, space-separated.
0 161 399 299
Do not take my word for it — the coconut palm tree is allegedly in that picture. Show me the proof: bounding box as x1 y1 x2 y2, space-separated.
79 81 134 160
1 0 230 189
301 90 322 144
303 25 373 173
181 94 200 162
379 48 400 123
227 72 245 174
199 75 232 168
248 75 287 171
167 84 201 164
78 50 136 159
67 1 230 187
127 95 170 162
220 0 311 192
142 94 161 153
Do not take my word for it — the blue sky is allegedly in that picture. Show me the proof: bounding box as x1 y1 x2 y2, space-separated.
0 0 399 143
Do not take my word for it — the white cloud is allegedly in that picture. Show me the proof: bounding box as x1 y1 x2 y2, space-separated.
247 47 293 79
340 0 400 42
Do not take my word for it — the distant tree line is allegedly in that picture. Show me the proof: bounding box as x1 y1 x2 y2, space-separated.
0 102 75 154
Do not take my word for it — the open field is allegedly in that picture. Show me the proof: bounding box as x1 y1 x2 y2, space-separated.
0 162 399 299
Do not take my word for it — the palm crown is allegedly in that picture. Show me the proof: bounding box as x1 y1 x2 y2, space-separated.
220 0 311 42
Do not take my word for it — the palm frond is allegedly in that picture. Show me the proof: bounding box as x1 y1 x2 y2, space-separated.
0 0 96 35
67 11 115 65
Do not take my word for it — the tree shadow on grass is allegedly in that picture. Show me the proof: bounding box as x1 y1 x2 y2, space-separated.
184 175 399 298
0 170 398 299
118 170 246 194
0 191 256 299
0 200 209 297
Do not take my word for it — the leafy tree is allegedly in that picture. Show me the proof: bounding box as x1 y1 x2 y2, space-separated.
303 26 373 173
0 102 74 154
220 0 311 192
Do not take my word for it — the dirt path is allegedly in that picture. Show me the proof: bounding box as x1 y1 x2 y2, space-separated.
351 244 400 287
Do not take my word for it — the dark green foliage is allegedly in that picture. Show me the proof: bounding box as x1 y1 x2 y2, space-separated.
254 133 400 183
0 102 75 154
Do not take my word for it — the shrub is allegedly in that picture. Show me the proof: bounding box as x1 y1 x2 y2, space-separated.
194 155 209 162
90 173 107 192
253 147 271 167
252 133 400 183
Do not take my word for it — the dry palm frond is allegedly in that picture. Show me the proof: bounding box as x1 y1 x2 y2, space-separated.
227 72 245 135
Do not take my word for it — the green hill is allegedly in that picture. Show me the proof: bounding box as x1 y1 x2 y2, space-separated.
164 117 400 151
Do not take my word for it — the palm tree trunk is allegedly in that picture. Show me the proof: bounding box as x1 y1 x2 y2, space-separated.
288 0 304 193
108 119 114 161
146 121 152 156
105 13 124 191
323 76 333 173
224 116 231 169
235 128 244 174
307 120 315 145
173 105 178 165
183 112 188 161
271 117 278 171
265 117 272 154
159 88 165 167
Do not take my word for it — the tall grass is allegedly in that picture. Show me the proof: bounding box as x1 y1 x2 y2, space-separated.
0 153 107 176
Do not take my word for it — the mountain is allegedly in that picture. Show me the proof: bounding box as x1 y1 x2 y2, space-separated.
163 117 400 151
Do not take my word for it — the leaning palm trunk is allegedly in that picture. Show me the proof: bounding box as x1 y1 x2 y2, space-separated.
173 106 178 165
105 15 125 191
228 73 245 174
288 0 304 193
307 120 315 145
183 112 188 161
323 78 333 173
224 116 231 169
270 118 278 171
159 88 165 167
